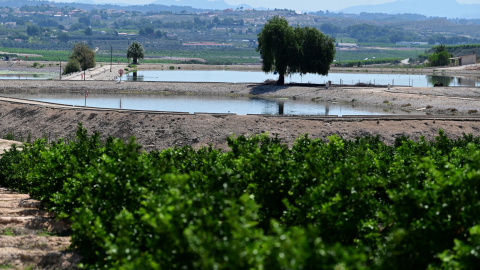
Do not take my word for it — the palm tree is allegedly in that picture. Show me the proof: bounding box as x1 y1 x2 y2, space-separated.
127 42 144 64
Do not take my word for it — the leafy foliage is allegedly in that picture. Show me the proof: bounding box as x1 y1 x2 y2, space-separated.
428 50 451 67
64 43 96 74
290 26 336 76
257 16 294 85
62 58 80 74
257 16 335 85
127 41 145 65
3 126 480 269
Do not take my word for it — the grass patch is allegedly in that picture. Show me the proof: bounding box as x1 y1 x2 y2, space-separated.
37 228 56 237
2 228 14 236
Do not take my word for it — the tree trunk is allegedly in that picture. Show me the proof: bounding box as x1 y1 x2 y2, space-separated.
132 58 138 64
277 74 285 85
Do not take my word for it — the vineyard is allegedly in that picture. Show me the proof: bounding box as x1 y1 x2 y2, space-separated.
1 124 480 269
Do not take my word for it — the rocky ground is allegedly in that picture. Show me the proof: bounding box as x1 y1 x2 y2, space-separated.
0 187 81 269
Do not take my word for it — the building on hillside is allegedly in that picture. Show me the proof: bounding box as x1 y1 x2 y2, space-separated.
336 43 358 48
182 42 234 48
396 41 429 46
4 22 16 28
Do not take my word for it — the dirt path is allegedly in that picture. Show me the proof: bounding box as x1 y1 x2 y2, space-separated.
0 187 81 269
0 139 22 153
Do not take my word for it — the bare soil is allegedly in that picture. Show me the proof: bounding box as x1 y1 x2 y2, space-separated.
0 188 81 269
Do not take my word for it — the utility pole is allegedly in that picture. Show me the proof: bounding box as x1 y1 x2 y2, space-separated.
83 50 86 81
109 43 112 72
56 56 61 80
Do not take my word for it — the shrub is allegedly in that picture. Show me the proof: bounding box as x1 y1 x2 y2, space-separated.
3 129 480 269
63 59 81 75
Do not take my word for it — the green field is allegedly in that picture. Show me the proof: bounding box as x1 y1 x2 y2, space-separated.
335 49 425 62
2 46 427 66
0 47 261 65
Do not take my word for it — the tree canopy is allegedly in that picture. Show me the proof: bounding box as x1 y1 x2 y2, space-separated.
127 42 145 65
26 25 41 36
428 44 451 67
84 27 93 36
63 43 95 74
58 32 69 43
257 16 335 85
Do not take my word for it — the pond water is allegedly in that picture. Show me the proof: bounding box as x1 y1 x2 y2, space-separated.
0 93 394 116
0 73 55 80
123 70 480 87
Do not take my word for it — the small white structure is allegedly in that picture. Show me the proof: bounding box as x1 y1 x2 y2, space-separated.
336 43 358 48
450 52 477 66
460 52 476 66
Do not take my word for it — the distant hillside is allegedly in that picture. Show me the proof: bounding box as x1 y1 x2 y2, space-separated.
310 11 429 22
341 0 480 19
152 0 253 10
430 44 480 57
0 0 206 13
0 0 256 12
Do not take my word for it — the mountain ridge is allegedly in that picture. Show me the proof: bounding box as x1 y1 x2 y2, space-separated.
341 0 480 19
152 0 253 10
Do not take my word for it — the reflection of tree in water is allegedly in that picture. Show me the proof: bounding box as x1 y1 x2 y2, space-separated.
278 101 284 115
426 75 453 86
456 77 480 87
129 71 144 81
258 98 280 115
260 98 331 115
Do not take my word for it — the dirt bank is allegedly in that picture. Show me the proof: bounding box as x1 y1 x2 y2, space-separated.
0 97 479 152
0 80 479 151
0 187 81 269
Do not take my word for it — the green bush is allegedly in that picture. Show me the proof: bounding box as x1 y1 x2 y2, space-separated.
428 51 451 67
62 59 81 75
3 127 480 269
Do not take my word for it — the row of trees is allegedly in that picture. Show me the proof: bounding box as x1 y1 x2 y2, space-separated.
257 16 335 85
63 42 144 75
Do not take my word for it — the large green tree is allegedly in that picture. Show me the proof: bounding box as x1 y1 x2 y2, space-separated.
58 32 69 43
256 16 295 85
290 26 336 77
127 42 145 64
63 43 95 74
257 16 336 85
26 25 41 36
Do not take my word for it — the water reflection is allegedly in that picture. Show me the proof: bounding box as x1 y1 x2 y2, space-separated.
0 92 394 116
457 77 480 87
0 73 54 80
131 71 145 82
123 70 480 87
427 75 454 86
278 101 284 115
